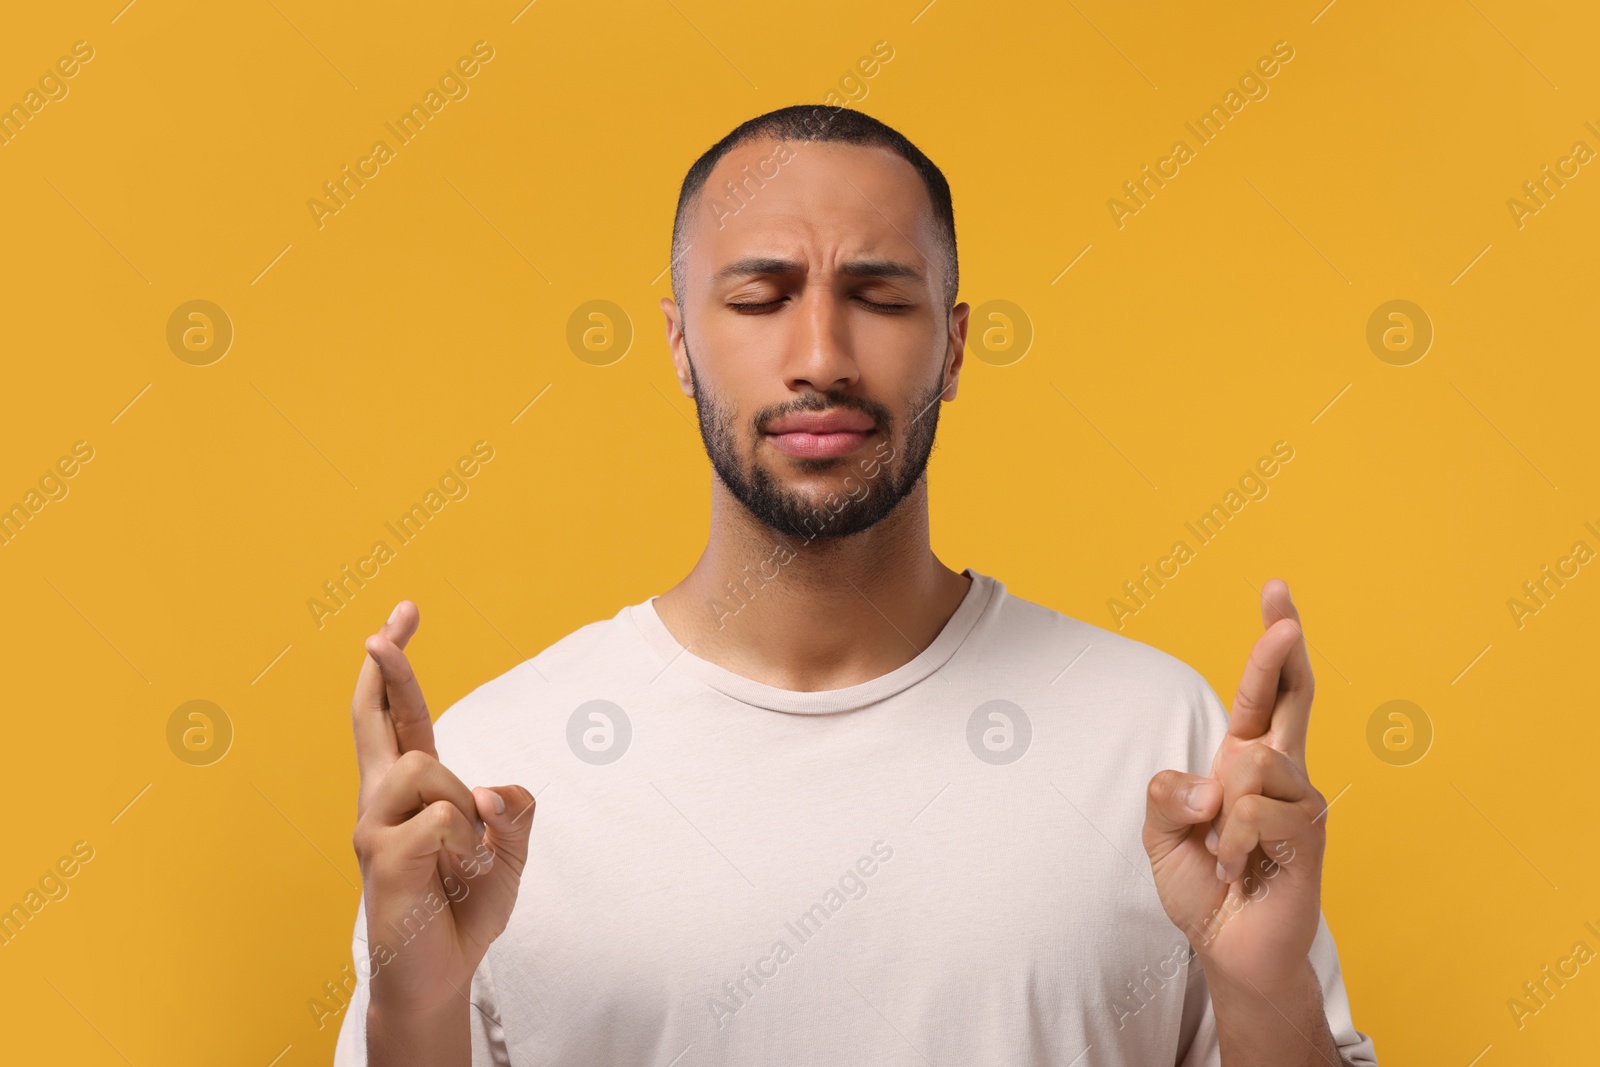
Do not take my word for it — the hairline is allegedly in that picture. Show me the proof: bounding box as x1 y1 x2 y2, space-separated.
670 109 958 312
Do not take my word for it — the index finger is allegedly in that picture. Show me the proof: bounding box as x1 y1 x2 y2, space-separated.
1228 578 1315 760
350 601 422 798
364 629 436 760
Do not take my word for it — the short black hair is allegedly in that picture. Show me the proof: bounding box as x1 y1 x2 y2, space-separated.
669 104 958 311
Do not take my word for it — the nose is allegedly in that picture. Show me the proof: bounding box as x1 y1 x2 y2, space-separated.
783 284 859 394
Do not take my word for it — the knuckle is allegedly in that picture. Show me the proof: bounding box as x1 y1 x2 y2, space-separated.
389 653 416 684
1246 743 1276 774
505 791 536 832
1233 687 1265 716
393 748 435 778
425 799 459 830
1147 770 1179 805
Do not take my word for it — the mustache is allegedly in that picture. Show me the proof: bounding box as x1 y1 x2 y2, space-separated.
755 392 891 434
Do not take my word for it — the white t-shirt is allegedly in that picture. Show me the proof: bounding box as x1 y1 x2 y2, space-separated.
334 569 1377 1065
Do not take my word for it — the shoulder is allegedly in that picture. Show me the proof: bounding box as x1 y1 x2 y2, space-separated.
429 605 635 773
987 578 1220 699
977 575 1231 743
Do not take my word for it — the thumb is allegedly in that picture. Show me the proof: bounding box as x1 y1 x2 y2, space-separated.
1142 770 1220 858
473 785 537 872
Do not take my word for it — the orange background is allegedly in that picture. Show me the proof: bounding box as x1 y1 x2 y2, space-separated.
1 1 1595 1064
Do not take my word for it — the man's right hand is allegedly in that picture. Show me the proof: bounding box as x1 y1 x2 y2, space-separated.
350 600 536 1062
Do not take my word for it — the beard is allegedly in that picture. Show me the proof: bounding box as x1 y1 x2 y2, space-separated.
685 339 946 541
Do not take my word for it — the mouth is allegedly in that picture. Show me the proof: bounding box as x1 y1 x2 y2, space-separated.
762 409 878 460
764 428 875 459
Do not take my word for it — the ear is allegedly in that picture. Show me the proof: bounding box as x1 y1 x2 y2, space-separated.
941 301 970 401
660 297 693 398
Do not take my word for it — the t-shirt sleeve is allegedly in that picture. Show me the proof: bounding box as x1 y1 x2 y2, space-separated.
331 890 513 1065
1173 672 1379 1066
1306 913 1379 1065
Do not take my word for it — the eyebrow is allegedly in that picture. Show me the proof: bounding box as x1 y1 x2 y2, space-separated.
712 256 924 284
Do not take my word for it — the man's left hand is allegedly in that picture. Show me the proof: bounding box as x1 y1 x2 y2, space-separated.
1141 578 1328 990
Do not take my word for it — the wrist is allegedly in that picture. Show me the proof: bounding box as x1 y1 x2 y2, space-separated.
1203 955 1344 1067
1201 950 1317 1006
367 992 471 1067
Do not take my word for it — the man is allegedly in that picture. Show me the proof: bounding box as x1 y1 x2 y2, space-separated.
335 105 1377 1065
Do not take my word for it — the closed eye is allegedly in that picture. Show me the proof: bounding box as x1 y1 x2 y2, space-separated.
725 295 912 313
857 296 911 312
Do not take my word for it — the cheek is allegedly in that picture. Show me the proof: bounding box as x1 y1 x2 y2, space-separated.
890 354 952 427
697 376 766 458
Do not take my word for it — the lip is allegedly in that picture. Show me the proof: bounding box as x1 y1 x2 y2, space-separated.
763 409 877 460
765 429 873 459
764 410 877 435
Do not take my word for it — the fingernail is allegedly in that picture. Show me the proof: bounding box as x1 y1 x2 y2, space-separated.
1216 861 1229 882
387 603 403 625
474 819 486 837
1187 781 1218 813
490 790 506 815
1205 827 1219 853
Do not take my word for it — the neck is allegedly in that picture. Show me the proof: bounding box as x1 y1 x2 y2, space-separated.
652 476 971 691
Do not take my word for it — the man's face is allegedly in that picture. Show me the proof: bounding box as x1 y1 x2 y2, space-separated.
661 139 968 541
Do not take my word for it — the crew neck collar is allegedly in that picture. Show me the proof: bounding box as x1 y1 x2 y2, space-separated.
627 569 1001 715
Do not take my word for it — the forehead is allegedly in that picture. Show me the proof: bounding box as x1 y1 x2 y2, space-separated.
684 139 940 286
